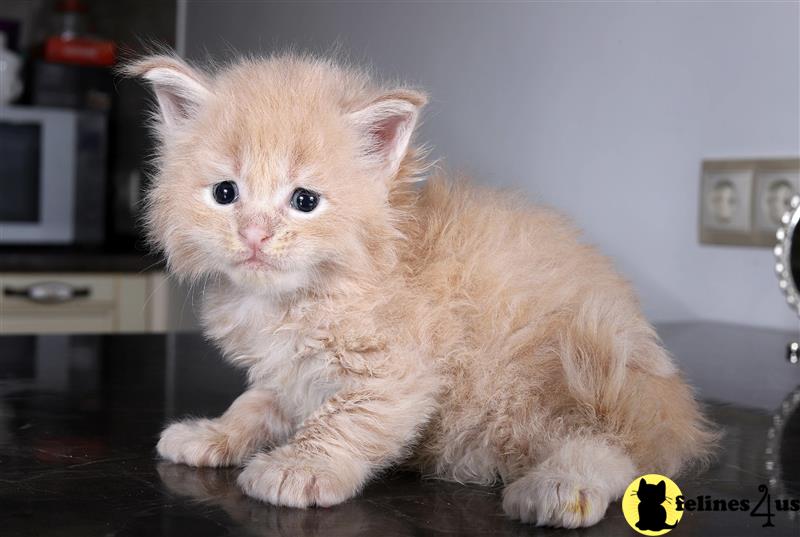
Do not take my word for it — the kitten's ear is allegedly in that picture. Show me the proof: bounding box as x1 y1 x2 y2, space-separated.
639 478 647 488
124 54 211 130
657 481 666 493
349 89 427 180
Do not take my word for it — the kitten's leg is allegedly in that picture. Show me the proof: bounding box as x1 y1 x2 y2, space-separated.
158 388 292 467
502 436 637 528
237 375 435 508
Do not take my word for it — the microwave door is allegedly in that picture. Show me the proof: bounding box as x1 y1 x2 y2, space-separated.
0 108 75 244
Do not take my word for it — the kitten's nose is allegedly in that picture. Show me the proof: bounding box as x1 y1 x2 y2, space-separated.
238 224 271 249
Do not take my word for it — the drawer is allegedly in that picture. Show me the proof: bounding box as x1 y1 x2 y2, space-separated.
1 273 115 310
0 272 152 334
0 307 115 334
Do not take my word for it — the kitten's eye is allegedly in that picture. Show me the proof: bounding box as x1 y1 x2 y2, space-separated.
212 181 239 205
290 188 320 213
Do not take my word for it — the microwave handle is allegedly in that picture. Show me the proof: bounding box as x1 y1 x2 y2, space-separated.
3 282 91 304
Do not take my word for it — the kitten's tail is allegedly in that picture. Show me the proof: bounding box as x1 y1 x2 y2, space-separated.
557 296 720 477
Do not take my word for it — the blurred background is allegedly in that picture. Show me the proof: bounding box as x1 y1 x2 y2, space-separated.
0 0 798 335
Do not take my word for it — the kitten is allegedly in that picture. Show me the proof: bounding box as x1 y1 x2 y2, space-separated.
128 51 716 528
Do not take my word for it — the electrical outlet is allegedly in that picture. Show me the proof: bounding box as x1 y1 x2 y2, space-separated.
699 158 800 247
754 169 800 234
699 163 753 245
702 170 752 231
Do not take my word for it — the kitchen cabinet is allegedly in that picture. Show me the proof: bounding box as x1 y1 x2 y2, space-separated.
0 272 174 334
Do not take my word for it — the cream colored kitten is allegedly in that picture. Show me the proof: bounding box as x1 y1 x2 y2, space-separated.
129 52 715 528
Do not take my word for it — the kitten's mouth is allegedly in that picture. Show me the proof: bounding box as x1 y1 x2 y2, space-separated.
236 253 274 270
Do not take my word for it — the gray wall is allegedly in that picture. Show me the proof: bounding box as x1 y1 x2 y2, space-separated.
186 1 800 330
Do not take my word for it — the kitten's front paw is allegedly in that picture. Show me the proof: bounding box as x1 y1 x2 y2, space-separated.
237 446 361 508
503 474 609 528
158 419 246 467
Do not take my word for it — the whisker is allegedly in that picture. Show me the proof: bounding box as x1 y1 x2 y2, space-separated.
137 258 164 274
140 271 172 321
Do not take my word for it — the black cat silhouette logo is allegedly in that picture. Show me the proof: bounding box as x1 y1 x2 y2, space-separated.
622 474 684 535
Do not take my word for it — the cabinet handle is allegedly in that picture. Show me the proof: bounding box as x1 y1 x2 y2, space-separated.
3 282 91 304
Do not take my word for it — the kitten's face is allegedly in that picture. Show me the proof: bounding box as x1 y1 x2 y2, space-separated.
131 55 424 296
149 88 380 294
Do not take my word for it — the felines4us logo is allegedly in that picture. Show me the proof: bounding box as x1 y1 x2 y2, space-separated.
621 474 800 535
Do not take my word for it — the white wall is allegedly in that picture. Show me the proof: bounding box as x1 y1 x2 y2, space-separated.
185 1 800 330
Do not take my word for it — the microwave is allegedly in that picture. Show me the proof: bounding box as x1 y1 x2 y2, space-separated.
0 106 107 244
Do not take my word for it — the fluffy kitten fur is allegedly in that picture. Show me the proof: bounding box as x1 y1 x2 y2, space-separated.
128 51 715 528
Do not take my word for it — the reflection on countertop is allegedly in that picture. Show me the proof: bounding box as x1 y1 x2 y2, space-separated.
1 322 799 536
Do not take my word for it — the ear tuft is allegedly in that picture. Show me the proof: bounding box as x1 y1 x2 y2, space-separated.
123 54 211 130
349 89 427 180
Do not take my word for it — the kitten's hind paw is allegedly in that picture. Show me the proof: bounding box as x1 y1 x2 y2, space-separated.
502 474 609 528
502 438 635 528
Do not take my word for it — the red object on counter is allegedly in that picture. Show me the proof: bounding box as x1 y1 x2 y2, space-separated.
58 0 88 13
44 35 116 66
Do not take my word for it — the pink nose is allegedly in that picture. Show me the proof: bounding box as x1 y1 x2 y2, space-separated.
239 224 271 249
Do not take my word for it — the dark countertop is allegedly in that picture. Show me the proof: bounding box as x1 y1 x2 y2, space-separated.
1 322 800 536
0 245 165 273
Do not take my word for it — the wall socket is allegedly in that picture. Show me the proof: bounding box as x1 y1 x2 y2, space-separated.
699 158 800 247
